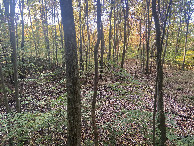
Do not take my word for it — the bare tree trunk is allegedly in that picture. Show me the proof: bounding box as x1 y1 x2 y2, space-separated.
58 14 64 66
175 16 182 55
54 0 58 65
41 0 50 63
27 1 38 57
108 0 113 60
182 1 191 70
79 1 84 71
100 23 104 76
121 0 128 68
113 0 116 60
85 0 90 71
7 0 21 113
182 23 188 70
60 0 81 145
152 0 166 145
139 18 142 69
92 0 101 145
142 41 145 72
145 0 150 74
20 0 24 50
162 16 171 65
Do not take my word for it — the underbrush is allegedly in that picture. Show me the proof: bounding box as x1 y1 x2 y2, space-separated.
0 59 193 145
0 97 67 145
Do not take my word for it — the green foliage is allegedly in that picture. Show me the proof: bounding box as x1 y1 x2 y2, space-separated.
126 46 138 59
176 136 194 146
102 110 153 145
176 50 194 67
0 102 67 145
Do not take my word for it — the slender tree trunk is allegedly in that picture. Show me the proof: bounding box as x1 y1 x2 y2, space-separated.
100 23 104 75
162 16 171 65
41 0 50 62
145 0 150 74
60 0 81 145
58 15 64 66
100 2 104 74
7 0 21 113
175 16 182 55
54 1 58 65
85 0 90 71
108 0 113 60
142 41 145 72
182 1 191 70
79 1 84 71
139 18 142 69
20 0 24 50
27 2 38 57
92 0 101 145
121 0 128 68
182 20 189 70
152 0 166 145
113 0 116 60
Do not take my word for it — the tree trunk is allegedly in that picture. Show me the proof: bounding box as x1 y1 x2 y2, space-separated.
182 1 191 70
27 2 38 57
121 0 128 69
20 0 24 50
113 0 116 60
108 0 113 60
175 16 182 55
162 17 171 65
92 0 101 145
79 1 84 71
100 24 104 76
60 0 81 145
85 0 90 71
8 0 21 113
145 0 150 74
41 0 50 63
152 0 166 145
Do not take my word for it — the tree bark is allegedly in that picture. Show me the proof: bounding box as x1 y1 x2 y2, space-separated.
20 0 24 50
152 0 166 145
182 1 191 70
121 0 128 68
79 1 84 71
100 23 104 76
108 0 113 60
60 0 81 145
41 0 50 62
145 0 150 74
9 0 21 113
113 0 116 60
92 0 101 145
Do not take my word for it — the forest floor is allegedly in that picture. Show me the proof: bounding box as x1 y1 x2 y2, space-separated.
0 59 193 145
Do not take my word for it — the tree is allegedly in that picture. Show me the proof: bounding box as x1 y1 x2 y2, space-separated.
79 0 84 71
20 0 24 51
145 0 151 74
41 0 50 62
60 0 81 145
4 0 21 113
152 0 169 145
108 0 113 60
182 0 191 70
121 0 128 68
92 0 102 145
